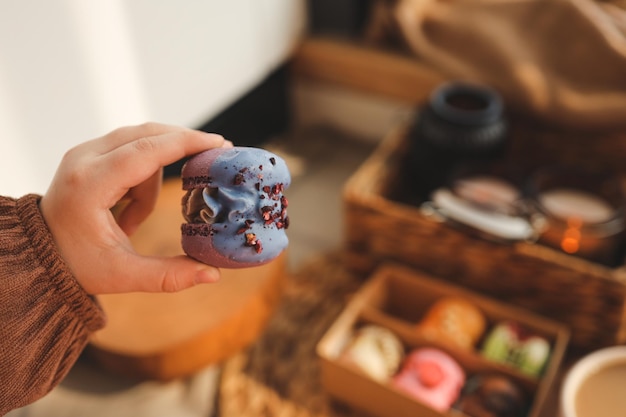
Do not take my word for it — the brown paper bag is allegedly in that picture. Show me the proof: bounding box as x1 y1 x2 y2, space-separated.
379 0 626 130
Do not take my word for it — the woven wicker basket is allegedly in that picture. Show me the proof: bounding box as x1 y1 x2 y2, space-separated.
343 122 626 352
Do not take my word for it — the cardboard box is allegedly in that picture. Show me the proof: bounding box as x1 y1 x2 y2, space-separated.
316 263 570 417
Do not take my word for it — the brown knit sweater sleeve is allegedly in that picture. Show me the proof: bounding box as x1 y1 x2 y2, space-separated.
0 194 106 415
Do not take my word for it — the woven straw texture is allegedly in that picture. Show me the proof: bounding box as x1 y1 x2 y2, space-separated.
343 125 626 351
218 252 361 417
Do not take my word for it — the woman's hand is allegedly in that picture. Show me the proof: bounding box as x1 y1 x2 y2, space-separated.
40 122 231 294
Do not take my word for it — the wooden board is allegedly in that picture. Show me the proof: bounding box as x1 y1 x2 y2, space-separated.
87 179 287 381
291 37 445 104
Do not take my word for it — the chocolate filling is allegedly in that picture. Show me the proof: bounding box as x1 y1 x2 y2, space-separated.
182 187 220 224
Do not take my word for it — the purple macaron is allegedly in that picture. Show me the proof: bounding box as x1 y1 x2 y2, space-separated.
181 146 290 268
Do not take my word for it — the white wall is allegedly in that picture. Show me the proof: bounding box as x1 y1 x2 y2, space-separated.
0 0 306 197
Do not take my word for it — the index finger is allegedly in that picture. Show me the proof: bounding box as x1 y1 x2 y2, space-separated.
97 129 225 192
88 122 197 154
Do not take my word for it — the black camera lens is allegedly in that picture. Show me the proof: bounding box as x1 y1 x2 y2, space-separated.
414 82 508 154
407 82 509 202
432 83 503 125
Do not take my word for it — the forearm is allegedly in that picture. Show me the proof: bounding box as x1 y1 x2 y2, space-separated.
0 195 105 414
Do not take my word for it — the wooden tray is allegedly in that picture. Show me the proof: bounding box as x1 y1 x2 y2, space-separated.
87 179 287 381
317 263 570 417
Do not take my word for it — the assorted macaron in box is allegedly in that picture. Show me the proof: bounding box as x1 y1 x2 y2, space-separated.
481 321 552 378
416 298 552 379
416 296 487 351
340 324 405 383
338 302 539 415
318 264 569 417
455 374 528 417
340 323 470 413
393 347 466 413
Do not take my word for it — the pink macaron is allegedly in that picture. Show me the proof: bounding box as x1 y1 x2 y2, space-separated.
393 347 465 412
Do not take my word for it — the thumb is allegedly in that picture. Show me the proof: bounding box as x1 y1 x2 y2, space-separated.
105 255 221 294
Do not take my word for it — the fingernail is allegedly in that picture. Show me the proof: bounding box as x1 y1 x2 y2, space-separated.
195 268 220 284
